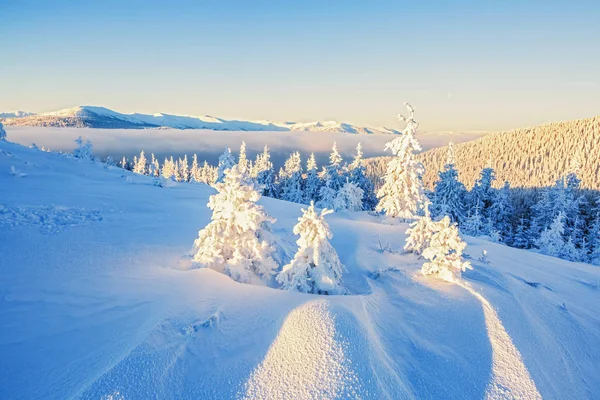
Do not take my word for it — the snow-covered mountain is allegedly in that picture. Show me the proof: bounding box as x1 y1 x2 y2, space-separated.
0 111 36 119
1 105 401 134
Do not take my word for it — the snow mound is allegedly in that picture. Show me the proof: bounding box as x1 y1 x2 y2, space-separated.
243 300 362 399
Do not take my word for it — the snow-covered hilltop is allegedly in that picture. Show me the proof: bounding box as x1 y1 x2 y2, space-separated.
0 111 36 119
0 105 401 134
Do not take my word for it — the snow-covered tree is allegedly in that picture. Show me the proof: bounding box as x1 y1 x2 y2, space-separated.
150 153 160 177
179 155 190 182
430 143 466 223
333 179 364 212
421 216 472 282
317 142 346 208
279 152 304 203
304 153 322 204
104 155 116 166
190 154 201 182
277 201 344 295
217 148 235 183
0 122 6 141
349 143 377 210
462 205 484 237
120 156 129 170
73 136 94 161
133 150 147 175
162 157 176 180
404 201 437 256
238 141 250 174
192 165 278 284
589 212 600 265
489 181 514 242
536 212 566 258
375 103 426 220
253 145 277 197
469 167 496 219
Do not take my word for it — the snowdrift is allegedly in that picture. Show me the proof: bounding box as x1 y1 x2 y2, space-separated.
0 140 599 399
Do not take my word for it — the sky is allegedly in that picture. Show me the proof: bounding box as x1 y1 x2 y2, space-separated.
1 0 599 132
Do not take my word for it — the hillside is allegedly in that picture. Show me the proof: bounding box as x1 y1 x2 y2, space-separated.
365 116 600 189
1 139 599 399
1 106 401 134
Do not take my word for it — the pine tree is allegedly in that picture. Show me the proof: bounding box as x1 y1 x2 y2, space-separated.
180 155 190 182
192 165 278 284
536 212 566 258
133 150 147 175
333 179 364 212
404 201 437 255
73 136 94 160
304 153 322 205
317 142 346 208
161 157 175 180
0 122 6 141
421 216 472 282
589 211 600 265
238 141 249 174
349 143 377 210
462 204 484 237
279 152 304 203
254 146 277 197
191 154 202 182
512 216 531 249
489 181 514 242
217 148 235 183
150 153 160 177
120 156 129 170
375 103 426 220
277 201 344 295
430 143 466 223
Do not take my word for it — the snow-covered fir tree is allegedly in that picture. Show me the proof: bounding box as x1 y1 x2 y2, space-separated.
216 148 235 183
150 153 160 177
589 211 600 265
173 159 183 182
133 150 147 175
192 165 278 284
279 152 304 203
317 142 345 209
0 122 6 141
277 201 344 295
468 166 496 233
73 136 94 161
536 212 566 258
348 143 377 210
430 143 466 223
104 155 116 166
421 216 472 282
489 181 514 242
462 204 484 237
404 201 437 256
333 179 364 212
190 154 201 182
375 103 426 220
161 157 175 180
303 153 322 205
180 155 190 182
238 141 250 174
120 156 129 170
253 145 277 197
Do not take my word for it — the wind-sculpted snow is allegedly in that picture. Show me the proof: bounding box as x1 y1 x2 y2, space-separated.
1 140 599 399
243 301 363 399
459 281 542 399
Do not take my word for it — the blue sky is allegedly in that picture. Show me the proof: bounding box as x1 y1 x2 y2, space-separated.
1 0 598 131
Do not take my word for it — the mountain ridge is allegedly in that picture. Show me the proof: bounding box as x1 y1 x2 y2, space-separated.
1 105 402 134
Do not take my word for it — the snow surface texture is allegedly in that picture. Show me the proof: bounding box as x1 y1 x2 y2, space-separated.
1 140 599 399
243 301 362 399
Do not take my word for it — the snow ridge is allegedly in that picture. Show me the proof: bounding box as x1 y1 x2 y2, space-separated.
1 105 400 134
459 281 542 400
242 300 362 399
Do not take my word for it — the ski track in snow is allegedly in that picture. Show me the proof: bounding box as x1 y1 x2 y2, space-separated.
242 300 363 400
459 281 542 400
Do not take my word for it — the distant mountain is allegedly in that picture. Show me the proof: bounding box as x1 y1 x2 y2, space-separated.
365 116 600 190
1 105 400 134
0 111 36 119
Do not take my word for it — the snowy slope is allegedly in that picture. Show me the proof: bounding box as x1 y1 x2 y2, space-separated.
0 140 599 399
1 106 401 134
